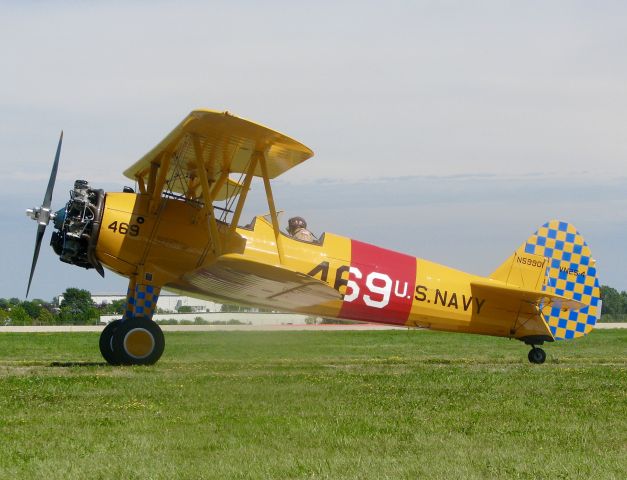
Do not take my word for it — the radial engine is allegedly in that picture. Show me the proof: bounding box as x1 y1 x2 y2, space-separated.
50 179 105 275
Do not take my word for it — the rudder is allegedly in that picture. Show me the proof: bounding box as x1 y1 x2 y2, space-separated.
523 220 600 340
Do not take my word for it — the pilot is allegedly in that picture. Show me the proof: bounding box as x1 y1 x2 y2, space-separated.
287 216 316 242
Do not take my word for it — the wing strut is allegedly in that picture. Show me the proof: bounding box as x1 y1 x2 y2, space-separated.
149 153 171 214
192 135 224 256
229 155 258 233
259 151 285 264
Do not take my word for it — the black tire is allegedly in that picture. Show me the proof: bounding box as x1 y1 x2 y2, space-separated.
528 347 546 364
112 317 165 366
99 319 123 365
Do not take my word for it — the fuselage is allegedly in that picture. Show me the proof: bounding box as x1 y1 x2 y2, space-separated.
87 192 549 340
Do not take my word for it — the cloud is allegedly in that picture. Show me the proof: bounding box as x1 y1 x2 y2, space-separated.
2 1 626 299
242 173 627 287
5 167 626 302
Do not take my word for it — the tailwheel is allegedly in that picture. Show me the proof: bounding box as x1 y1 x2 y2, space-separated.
112 317 165 366
528 347 546 365
99 319 122 365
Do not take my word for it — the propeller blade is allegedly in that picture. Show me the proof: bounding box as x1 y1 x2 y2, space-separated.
26 131 63 297
95 263 105 278
43 131 63 209
26 224 46 298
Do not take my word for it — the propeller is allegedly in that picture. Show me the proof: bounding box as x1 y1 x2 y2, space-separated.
25 131 63 297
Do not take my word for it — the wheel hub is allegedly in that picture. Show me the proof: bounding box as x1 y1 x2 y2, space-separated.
124 328 155 359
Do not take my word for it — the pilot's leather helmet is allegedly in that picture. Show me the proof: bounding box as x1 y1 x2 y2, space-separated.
288 216 307 234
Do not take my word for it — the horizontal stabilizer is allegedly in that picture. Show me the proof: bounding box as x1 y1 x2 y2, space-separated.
471 279 585 311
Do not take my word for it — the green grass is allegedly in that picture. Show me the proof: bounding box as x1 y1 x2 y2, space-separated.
0 329 625 480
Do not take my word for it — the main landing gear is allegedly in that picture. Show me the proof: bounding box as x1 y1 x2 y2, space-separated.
527 346 546 364
99 317 165 365
99 278 164 365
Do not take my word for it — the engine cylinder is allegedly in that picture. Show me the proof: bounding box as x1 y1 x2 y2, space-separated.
50 180 104 271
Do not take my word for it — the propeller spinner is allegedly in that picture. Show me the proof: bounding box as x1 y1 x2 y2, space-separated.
25 131 63 297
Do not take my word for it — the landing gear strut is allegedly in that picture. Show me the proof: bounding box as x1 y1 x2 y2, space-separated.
99 278 164 365
99 317 165 365
527 346 546 364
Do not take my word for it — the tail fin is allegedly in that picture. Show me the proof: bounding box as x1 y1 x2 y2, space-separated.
491 220 601 340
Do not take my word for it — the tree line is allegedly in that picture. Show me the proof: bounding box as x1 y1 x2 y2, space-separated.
1 285 626 325
1 288 104 325
599 285 627 319
0 288 261 326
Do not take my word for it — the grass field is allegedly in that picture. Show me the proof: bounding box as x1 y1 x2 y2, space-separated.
0 329 625 479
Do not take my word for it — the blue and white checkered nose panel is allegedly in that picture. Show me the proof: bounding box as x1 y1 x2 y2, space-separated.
524 220 600 340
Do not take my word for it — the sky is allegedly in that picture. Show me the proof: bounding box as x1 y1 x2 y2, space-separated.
1 0 625 301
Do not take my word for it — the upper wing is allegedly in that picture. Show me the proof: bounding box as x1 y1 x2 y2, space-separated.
123 110 314 199
169 254 341 311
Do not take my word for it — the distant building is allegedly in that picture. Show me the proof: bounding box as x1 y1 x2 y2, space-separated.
59 292 222 313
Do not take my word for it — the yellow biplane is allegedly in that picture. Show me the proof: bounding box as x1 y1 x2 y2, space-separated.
26 110 601 365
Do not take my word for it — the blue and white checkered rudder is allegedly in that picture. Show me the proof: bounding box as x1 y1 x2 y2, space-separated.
524 220 601 340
